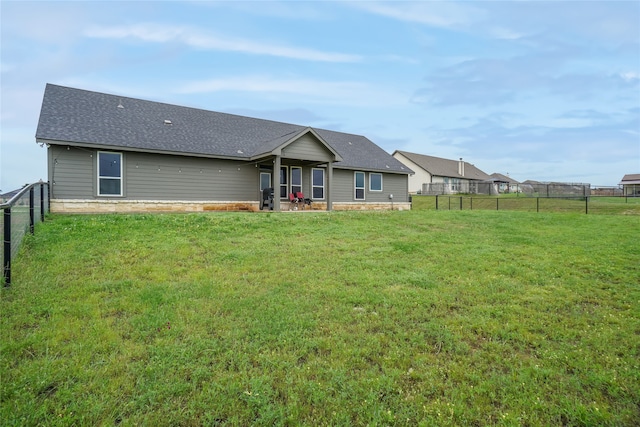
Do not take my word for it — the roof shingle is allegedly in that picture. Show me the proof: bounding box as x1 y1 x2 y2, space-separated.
36 84 410 174
394 150 490 180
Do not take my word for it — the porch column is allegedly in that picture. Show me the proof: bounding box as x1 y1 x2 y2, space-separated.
327 162 333 211
273 155 281 211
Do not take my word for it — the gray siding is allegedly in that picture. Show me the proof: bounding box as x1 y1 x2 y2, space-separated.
50 146 261 201
282 134 333 162
49 145 95 199
331 168 408 203
49 144 409 204
125 152 257 200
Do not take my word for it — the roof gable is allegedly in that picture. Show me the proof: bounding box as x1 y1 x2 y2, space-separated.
490 173 519 184
258 127 342 162
619 173 640 185
36 84 408 174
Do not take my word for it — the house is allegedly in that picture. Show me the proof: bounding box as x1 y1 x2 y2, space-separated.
391 150 493 195
1 188 23 203
35 84 412 213
489 173 520 193
619 174 640 196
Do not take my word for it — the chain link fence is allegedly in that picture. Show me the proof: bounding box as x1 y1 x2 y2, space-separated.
420 181 594 197
2 182 50 286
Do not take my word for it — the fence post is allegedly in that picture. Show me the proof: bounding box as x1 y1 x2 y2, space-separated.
40 183 45 222
470 197 473 210
29 187 35 235
537 197 539 213
460 196 463 210
435 195 438 210
448 197 451 210
585 197 588 215
3 208 11 286
496 197 499 211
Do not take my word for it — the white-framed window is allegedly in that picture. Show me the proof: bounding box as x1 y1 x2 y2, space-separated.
279 166 288 198
291 167 302 195
369 173 383 192
312 168 325 199
354 171 365 200
260 172 271 191
98 151 123 196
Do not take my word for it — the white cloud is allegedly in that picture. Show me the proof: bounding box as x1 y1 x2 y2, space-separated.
84 23 361 63
351 1 483 28
489 27 525 40
174 75 408 107
620 71 640 82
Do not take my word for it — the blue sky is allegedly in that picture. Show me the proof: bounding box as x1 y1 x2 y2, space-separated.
1 0 638 192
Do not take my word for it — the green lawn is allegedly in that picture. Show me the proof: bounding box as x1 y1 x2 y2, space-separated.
2 211 639 426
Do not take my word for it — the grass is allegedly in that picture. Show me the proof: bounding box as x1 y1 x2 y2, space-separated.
412 194 640 215
1 210 639 426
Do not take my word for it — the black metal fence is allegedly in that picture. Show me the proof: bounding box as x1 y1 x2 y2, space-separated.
1 182 50 286
420 181 594 197
412 194 640 215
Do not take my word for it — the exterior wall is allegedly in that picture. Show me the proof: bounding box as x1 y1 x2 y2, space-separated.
49 145 260 202
50 199 410 213
48 145 411 212
392 152 432 193
51 199 259 213
331 168 409 203
623 184 640 196
49 145 94 199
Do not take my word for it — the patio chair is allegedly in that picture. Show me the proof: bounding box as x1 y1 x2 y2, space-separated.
296 192 312 209
261 187 274 210
288 192 299 210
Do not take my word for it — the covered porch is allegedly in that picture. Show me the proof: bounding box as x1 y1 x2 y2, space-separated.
252 127 342 211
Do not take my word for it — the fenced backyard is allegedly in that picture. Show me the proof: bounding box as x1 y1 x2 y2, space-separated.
1 210 639 425
412 194 640 215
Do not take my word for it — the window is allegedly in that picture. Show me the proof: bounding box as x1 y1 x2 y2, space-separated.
370 173 382 192
260 172 271 191
279 166 288 198
291 167 302 195
312 168 324 199
354 172 365 200
98 151 122 196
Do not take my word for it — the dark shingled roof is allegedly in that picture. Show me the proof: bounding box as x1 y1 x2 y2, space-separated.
36 84 411 174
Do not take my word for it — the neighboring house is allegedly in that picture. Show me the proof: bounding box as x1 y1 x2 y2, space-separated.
36 84 412 213
1 188 23 203
489 173 520 193
619 174 640 196
392 150 492 194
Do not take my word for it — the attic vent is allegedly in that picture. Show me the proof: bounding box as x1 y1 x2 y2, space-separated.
164 120 172 125
348 141 352 145
237 149 244 154
385 165 390 169
117 101 124 109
